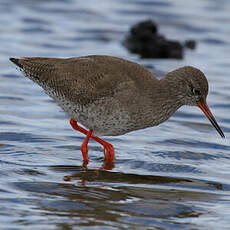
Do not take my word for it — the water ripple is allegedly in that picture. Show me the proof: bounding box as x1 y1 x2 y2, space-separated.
0 0 230 229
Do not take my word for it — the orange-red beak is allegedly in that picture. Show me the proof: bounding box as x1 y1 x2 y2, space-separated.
197 100 225 138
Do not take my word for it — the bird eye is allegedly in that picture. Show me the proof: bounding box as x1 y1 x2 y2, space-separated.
192 88 201 96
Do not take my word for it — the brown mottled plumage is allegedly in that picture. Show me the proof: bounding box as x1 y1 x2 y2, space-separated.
9 55 224 165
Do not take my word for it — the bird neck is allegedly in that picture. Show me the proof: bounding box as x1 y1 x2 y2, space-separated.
159 73 184 107
147 77 183 125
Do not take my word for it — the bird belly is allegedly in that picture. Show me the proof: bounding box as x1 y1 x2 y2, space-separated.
45 89 160 136
56 98 133 136
77 103 134 136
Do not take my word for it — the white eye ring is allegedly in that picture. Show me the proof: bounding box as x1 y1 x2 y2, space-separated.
192 88 201 96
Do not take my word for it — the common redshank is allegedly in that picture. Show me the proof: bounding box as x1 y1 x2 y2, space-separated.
10 55 225 166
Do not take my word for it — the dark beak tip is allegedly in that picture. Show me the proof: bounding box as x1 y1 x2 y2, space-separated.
197 101 225 139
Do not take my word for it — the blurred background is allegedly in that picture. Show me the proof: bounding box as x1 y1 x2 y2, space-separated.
0 0 230 229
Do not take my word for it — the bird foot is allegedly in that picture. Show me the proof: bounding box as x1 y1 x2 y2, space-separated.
82 160 89 168
102 160 114 170
103 143 115 162
70 118 115 165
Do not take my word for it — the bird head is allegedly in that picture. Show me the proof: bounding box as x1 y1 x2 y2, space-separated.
165 66 225 138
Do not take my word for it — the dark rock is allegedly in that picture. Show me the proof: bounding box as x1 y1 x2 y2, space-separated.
130 20 158 38
124 20 194 59
184 40 196 49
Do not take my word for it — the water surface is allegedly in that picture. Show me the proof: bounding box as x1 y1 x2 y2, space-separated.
0 0 230 229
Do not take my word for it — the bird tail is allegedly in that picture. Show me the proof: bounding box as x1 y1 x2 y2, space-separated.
10 58 23 68
9 57 57 85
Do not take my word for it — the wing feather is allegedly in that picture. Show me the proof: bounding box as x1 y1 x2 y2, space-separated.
10 55 157 105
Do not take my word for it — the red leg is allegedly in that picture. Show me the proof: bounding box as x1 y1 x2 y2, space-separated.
70 118 115 162
81 129 93 164
92 137 115 161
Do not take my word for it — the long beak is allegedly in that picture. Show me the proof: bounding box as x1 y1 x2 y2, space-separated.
197 100 225 138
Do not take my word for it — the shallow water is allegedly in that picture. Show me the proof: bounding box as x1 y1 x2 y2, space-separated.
1 0 230 229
